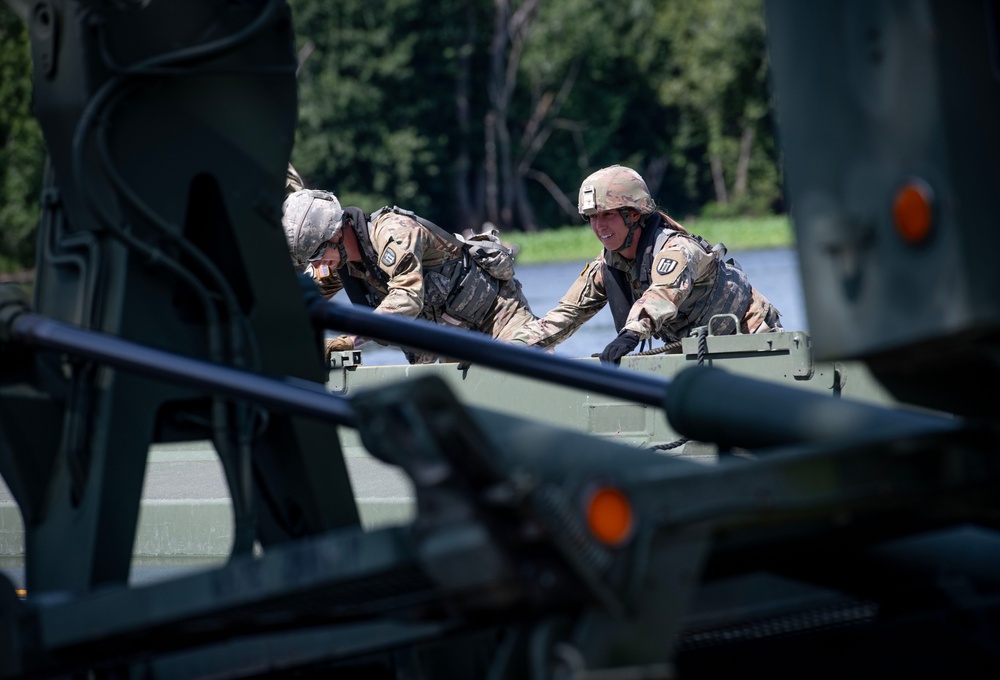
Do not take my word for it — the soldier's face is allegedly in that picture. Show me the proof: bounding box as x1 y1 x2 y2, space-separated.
589 210 628 250
310 235 345 268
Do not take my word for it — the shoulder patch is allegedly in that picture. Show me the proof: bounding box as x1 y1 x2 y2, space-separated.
381 247 398 267
655 257 678 276
650 248 691 287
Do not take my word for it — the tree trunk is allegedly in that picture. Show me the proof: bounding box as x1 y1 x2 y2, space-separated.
485 0 541 231
734 124 755 197
484 110 499 226
642 156 670 207
484 0 508 227
452 0 478 232
710 152 729 204
514 177 538 232
526 168 577 220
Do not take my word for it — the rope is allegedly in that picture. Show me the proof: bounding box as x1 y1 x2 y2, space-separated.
653 436 690 451
635 340 683 356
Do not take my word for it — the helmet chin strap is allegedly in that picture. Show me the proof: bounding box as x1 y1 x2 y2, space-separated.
614 209 642 252
333 239 348 264
335 216 364 265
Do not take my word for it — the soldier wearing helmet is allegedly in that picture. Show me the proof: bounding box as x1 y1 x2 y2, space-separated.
510 165 782 364
282 189 537 364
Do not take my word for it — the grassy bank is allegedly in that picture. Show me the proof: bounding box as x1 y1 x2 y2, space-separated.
509 215 794 264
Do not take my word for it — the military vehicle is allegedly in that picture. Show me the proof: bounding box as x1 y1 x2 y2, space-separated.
0 327 902 566
1 1 999 679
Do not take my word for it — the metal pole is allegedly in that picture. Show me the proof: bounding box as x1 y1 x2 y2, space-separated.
9 313 358 427
308 298 671 408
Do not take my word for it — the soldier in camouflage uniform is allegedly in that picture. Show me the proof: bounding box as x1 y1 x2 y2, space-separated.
282 189 537 364
509 165 782 364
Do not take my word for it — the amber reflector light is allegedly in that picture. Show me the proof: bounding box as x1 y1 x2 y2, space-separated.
892 180 933 244
585 486 634 546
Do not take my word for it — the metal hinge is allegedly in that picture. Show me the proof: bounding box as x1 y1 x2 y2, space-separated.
789 331 814 379
329 350 363 369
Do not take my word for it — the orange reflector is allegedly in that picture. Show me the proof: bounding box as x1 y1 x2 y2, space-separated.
892 180 933 244
585 486 634 546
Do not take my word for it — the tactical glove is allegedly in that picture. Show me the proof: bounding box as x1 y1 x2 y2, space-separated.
324 335 354 362
600 330 640 365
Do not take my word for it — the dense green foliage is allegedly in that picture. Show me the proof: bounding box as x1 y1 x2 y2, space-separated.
0 0 781 270
289 0 780 233
0 5 45 272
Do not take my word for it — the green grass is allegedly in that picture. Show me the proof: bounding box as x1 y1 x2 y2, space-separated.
508 215 794 264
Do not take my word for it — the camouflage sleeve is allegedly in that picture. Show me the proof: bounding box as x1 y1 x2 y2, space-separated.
508 257 607 349
743 287 783 333
622 236 710 339
370 214 425 319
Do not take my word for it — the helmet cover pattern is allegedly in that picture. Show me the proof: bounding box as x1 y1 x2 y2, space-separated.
578 165 656 218
282 189 344 266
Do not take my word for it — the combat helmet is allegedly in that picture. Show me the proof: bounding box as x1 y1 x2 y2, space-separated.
578 165 655 252
282 189 344 267
577 165 656 219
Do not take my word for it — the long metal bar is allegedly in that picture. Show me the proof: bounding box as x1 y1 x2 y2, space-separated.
10 313 358 427
308 298 671 408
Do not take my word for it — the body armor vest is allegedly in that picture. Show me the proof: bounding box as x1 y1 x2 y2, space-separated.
603 212 753 342
337 206 502 326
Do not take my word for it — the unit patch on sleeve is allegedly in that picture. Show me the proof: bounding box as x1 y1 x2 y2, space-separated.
381 246 398 267
655 257 678 276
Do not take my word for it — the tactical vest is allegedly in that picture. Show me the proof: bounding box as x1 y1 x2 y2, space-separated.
335 206 387 309
603 212 753 342
338 206 508 326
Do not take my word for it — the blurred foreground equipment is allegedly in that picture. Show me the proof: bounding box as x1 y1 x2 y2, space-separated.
768 0 1000 417
0 1 999 679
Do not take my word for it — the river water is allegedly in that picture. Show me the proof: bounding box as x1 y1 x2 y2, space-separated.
345 246 807 366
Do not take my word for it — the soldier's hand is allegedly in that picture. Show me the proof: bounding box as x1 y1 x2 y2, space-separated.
324 335 354 362
600 330 640 366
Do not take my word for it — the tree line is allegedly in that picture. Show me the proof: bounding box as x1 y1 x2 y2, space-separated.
0 0 780 271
